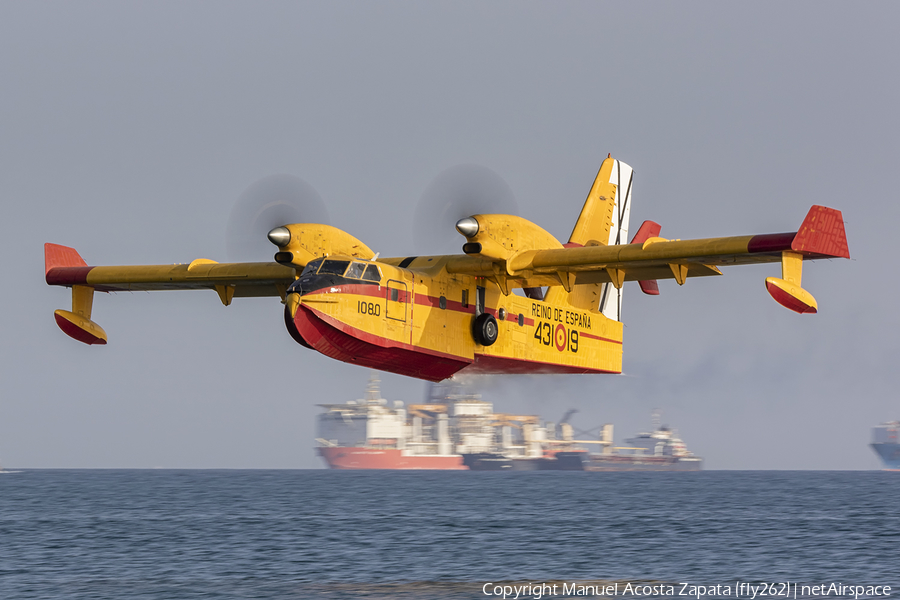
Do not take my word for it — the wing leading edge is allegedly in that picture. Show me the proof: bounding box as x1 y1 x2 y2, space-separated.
45 243 297 344
448 205 849 313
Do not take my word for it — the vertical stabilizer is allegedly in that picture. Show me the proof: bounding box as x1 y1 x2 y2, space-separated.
547 156 633 319
568 156 633 248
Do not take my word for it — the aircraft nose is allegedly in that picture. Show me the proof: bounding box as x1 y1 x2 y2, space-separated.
455 217 479 238
267 227 291 247
285 291 301 318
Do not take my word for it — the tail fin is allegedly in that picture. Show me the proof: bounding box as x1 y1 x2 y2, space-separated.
547 156 634 319
568 155 633 248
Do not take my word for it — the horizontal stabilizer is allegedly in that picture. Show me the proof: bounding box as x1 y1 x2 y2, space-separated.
629 220 661 296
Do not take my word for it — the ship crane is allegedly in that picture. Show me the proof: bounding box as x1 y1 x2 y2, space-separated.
407 404 449 419
489 414 540 428
559 409 578 424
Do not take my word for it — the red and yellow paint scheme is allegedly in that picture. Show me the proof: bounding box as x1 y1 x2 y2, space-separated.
44 156 850 382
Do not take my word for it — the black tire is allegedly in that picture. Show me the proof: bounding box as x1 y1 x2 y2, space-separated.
472 313 498 346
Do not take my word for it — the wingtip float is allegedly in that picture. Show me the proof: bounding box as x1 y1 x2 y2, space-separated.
45 155 850 381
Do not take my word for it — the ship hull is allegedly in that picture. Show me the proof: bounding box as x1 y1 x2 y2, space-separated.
318 447 466 470
870 443 900 471
585 455 703 472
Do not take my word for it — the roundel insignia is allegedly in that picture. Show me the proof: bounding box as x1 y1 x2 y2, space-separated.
555 324 567 352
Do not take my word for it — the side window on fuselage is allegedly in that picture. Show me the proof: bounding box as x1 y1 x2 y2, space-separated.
362 264 382 282
345 262 366 279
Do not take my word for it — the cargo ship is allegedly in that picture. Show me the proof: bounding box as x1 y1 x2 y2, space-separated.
583 413 703 471
465 413 703 471
316 376 580 470
316 377 701 471
870 421 900 471
317 376 489 469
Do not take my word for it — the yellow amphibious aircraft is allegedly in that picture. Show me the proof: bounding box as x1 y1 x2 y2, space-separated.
45 155 849 381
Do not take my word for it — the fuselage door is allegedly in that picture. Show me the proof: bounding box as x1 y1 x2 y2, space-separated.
386 279 408 322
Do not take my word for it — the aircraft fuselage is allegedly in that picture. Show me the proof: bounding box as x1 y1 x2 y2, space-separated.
284 255 624 382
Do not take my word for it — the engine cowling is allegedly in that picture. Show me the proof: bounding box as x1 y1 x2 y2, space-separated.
456 214 563 262
269 224 374 268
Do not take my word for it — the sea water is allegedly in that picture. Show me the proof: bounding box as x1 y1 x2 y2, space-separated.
0 470 897 599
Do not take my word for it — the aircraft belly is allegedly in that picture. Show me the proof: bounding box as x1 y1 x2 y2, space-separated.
292 303 470 382
463 355 620 375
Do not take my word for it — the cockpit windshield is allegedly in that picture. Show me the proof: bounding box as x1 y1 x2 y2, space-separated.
300 258 324 277
297 258 381 282
318 259 351 276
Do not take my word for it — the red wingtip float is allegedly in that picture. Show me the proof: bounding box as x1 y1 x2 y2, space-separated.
44 156 850 381
45 244 108 345
761 205 849 314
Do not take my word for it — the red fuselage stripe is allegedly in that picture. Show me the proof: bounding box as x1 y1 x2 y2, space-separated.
46 266 95 286
304 286 612 341
747 232 796 254
580 331 623 345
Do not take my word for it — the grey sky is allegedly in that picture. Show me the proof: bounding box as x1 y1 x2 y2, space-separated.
1 2 896 469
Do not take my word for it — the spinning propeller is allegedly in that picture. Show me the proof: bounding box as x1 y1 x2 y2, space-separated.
413 164 518 255
225 174 330 262
228 166 517 260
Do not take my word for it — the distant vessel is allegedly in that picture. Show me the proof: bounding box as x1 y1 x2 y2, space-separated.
316 376 582 470
460 412 702 471
316 376 484 469
870 421 900 471
583 412 703 471
316 378 702 471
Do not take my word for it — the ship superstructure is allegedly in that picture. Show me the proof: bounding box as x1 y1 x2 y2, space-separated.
871 421 900 471
316 378 702 471
316 376 580 470
584 411 703 471
316 376 464 469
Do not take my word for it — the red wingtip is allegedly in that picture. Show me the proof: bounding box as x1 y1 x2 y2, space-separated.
791 206 850 259
44 243 87 275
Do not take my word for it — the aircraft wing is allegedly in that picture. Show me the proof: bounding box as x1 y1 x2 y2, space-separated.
448 205 850 313
45 243 296 344
45 243 295 299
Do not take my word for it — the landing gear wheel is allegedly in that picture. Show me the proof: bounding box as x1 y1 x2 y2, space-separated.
472 313 498 346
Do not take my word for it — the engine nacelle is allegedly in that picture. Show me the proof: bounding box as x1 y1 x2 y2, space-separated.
456 214 563 262
269 224 375 268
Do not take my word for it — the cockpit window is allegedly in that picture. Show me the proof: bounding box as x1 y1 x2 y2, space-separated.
345 261 366 279
362 264 382 282
318 259 351 276
301 258 324 276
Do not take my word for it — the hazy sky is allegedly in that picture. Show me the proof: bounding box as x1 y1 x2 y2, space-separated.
1 2 897 469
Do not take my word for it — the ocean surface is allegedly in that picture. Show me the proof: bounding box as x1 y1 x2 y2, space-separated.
0 470 897 600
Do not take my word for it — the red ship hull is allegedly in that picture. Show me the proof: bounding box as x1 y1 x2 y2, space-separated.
318 447 466 470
